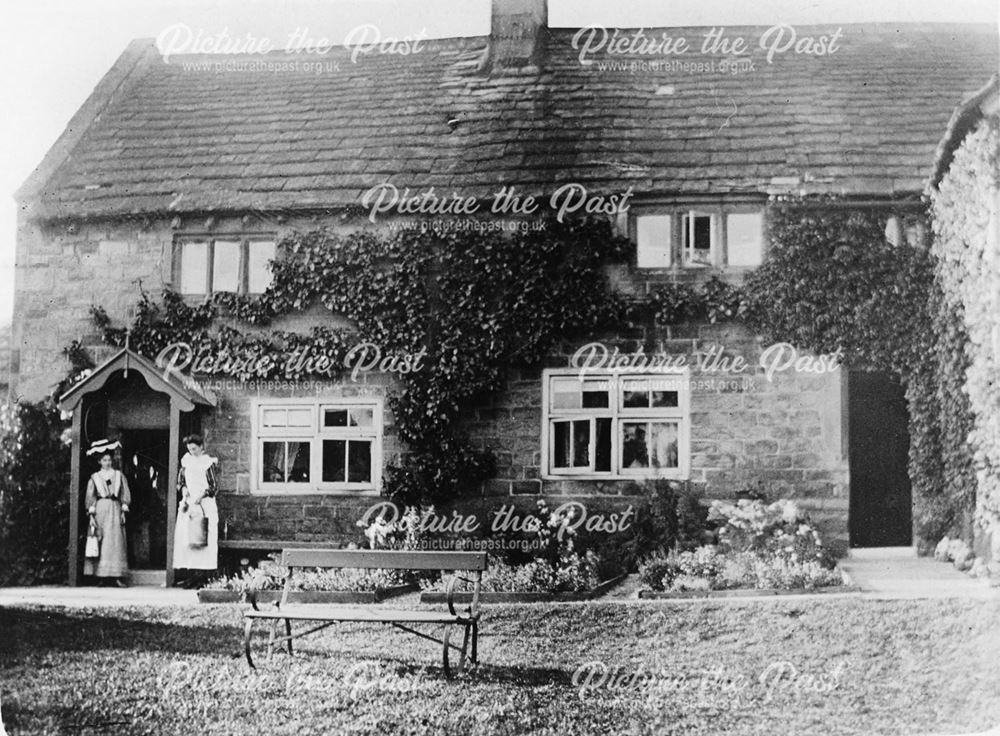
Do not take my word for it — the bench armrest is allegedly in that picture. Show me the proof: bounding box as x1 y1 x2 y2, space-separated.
245 588 282 611
445 572 481 619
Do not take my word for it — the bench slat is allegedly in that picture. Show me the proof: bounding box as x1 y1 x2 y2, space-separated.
280 549 488 571
244 606 468 624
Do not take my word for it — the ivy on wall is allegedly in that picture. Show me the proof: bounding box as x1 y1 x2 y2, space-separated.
76 194 989 538
90 218 632 503
743 200 978 546
930 118 1000 535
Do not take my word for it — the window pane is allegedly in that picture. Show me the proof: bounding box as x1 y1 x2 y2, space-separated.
248 241 276 293
262 441 286 482
212 240 241 293
595 418 612 472
262 408 286 427
287 408 313 427
683 213 713 267
622 388 649 409
179 241 208 294
324 409 348 428
636 215 672 268
322 439 346 483
350 408 374 427
651 390 679 408
572 420 590 467
287 442 310 482
582 389 609 408
727 213 764 266
553 421 571 468
622 422 649 469
551 378 581 410
347 440 372 483
650 423 679 469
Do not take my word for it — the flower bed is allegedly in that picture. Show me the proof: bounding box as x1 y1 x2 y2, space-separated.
418 556 626 603
198 558 418 604
417 500 622 602
638 499 848 596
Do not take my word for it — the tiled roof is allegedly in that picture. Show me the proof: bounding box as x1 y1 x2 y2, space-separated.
20 23 999 219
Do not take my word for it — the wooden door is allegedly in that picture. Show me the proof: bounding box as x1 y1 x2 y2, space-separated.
848 371 912 547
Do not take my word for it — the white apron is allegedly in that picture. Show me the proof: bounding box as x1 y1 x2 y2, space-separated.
172 453 219 570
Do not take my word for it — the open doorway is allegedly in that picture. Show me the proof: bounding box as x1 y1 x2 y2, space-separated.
848 371 913 547
121 430 170 570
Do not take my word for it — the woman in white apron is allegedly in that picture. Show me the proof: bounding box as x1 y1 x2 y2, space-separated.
172 434 219 588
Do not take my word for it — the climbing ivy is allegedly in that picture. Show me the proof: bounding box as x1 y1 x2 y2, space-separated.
930 118 1000 535
744 199 978 545
89 217 632 503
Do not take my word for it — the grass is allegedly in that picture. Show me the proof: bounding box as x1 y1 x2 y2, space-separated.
1 598 999 735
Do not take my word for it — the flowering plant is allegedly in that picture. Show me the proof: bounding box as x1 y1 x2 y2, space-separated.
638 546 844 592
204 555 408 593
708 498 835 569
356 504 426 551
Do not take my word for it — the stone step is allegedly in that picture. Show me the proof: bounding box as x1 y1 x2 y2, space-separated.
848 546 916 559
128 569 166 586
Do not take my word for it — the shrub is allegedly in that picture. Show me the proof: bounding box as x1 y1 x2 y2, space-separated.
638 550 677 591
587 480 708 575
0 400 71 585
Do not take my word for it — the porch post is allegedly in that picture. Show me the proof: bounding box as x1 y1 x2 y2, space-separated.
68 407 82 586
166 398 180 587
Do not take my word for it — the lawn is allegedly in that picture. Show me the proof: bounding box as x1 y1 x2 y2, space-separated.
1 598 998 735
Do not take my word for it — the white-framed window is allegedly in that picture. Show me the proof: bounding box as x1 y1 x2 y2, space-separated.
634 206 765 269
636 215 673 268
251 398 383 493
175 236 276 295
542 370 690 480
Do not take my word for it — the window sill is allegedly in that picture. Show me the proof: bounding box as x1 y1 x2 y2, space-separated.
250 487 380 496
542 472 689 482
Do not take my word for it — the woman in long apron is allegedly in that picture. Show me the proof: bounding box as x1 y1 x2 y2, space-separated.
83 440 131 586
172 434 219 588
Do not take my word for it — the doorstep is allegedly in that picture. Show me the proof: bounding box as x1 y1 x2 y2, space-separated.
848 546 916 559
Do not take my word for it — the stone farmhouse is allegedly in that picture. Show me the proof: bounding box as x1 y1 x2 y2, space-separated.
9 0 998 583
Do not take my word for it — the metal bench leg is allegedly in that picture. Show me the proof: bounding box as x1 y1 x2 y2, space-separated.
285 619 293 656
442 624 470 678
244 619 257 669
268 619 278 661
471 621 478 665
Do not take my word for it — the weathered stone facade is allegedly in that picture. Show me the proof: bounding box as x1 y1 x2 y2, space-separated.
10 209 850 553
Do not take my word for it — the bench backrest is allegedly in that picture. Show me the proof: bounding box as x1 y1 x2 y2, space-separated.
281 548 488 571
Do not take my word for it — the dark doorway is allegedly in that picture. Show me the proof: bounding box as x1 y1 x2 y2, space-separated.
121 430 170 569
848 371 912 547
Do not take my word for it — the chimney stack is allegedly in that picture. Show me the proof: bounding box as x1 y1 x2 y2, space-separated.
486 0 549 72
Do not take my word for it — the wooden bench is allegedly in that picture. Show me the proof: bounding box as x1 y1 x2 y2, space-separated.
242 549 487 677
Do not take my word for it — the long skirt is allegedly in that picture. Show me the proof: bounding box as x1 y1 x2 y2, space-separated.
84 497 128 578
172 497 219 570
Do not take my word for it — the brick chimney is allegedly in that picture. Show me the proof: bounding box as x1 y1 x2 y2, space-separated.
485 0 549 72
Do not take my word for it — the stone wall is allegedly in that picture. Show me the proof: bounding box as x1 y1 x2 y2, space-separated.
460 321 849 550
13 210 849 554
